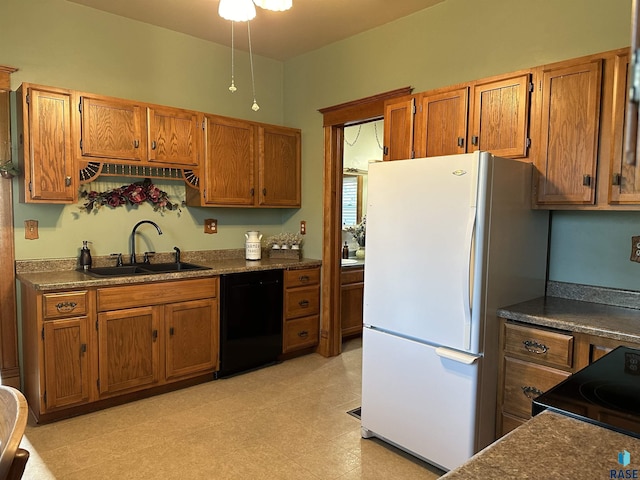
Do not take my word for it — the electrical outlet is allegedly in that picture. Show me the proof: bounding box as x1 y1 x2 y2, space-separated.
631 236 640 263
204 218 217 234
300 220 306 235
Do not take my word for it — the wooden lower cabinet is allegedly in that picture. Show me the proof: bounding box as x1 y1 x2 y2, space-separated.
282 267 321 354
497 317 640 439
97 306 160 397
164 298 219 380
43 316 91 410
21 277 219 422
341 266 364 338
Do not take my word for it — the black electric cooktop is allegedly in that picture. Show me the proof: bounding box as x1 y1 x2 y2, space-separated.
533 346 640 438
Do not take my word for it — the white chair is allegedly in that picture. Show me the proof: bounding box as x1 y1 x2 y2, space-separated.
0 386 29 480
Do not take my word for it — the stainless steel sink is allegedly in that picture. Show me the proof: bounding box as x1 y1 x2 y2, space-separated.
80 262 210 277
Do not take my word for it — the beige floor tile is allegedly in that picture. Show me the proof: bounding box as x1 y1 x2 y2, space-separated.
22 338 445 480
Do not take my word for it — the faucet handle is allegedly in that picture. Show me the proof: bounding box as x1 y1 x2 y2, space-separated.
110 253 123 267
143 251 155 264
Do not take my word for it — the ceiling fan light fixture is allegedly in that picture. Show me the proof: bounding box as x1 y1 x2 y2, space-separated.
218 0 256 22
253 0 293 12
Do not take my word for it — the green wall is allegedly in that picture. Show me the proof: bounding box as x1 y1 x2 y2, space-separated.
1 0 639 290
2 0 292 260
282 0 638 290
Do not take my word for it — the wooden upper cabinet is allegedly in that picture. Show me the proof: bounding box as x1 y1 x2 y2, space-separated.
79 95 145 162
534 58 603 205
469 72 532 158
383 96 415 160
608 51 640 204
17 84 76 203
414 86 469 158
198 115 256 206
147 106 200 167
258 125 301 207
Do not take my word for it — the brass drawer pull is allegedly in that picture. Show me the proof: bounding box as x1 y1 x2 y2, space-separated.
523 340 548 354
298 275 310 283
298 330 309 338
55 301 78 313
521 385 544 399
298 300 310 308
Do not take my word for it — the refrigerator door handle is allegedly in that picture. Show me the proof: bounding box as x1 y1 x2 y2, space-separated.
461 207 475 350
435 347 480 365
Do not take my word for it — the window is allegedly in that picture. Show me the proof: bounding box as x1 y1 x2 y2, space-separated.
342 174 362 227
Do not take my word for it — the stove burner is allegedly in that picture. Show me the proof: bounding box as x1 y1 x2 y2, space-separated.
579 380 640 416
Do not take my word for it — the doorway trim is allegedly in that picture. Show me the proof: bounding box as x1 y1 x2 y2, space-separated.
317 87 412 357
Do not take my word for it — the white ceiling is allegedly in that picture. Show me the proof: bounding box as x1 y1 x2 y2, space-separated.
66 0 445 60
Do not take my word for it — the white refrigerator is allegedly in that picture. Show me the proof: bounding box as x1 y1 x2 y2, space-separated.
360 151 549 471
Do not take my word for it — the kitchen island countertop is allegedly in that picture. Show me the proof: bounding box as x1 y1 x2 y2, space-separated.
441 410 640 479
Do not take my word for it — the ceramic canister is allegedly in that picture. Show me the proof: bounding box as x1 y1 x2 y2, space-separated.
245 231 263 260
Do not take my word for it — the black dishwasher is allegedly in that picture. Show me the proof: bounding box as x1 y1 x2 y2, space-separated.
217 269 283 378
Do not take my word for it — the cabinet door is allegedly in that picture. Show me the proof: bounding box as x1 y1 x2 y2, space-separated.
608 52 640 203
383 97 415 161
414 87 469 158
341 282 364 337
21 86 76 202
97 306 159 396
43 317 90 410
201 115 255 206
79 95 145 162
258 125 301 207
469 73 531 158
165 298 218 380
535 59 602 204
147 106 199 167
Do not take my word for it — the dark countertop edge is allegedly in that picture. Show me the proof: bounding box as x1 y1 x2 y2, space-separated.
17 257 322 291
440 410 640 479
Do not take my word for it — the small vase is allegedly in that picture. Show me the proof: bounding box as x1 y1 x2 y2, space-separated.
355 246 365 259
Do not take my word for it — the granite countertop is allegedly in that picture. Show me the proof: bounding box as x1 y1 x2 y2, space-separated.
441 410 640 479
498 281 640 344
17 250 322 291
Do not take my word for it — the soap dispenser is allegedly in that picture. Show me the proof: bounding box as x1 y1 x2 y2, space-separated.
80 241 92 271
342 242 349 259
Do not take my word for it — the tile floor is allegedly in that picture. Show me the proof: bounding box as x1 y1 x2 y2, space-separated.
20 338 444 479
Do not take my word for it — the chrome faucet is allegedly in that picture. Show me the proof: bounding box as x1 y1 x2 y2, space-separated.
130 220 162 264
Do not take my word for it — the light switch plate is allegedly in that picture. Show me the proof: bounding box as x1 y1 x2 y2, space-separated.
630 236 640 263
25 220 38 239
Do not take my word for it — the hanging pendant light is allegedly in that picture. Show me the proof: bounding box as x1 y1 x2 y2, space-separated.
218 0 256 22
253 0 292 12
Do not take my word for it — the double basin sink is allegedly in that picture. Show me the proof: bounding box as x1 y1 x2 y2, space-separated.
81 262 210 278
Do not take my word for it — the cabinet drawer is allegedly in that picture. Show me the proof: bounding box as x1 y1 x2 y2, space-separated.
504 322 574 369
284 268 320 288
503 356 570 419
43 291 88 319
341 267 364 284
284 286 320 319
283 315 319 353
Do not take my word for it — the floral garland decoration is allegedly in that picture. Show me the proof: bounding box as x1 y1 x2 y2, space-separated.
79 178 181 213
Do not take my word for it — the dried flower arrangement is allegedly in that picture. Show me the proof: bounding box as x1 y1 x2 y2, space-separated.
345 216 366 247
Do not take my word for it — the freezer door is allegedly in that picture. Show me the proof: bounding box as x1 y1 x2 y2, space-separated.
364 152 485 352
361 328 480 471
